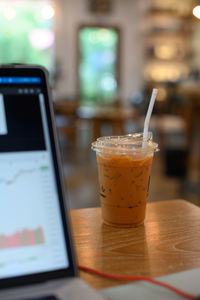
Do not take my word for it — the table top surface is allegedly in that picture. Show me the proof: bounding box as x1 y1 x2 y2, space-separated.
69 199 200 290
54 102 139 121
76 105 138 120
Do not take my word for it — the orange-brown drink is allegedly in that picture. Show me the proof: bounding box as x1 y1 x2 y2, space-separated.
92 132 158 227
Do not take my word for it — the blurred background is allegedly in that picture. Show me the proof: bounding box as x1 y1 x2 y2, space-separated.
1 0 200 208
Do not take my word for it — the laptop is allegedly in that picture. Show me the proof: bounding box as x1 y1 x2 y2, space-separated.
0 64 78 299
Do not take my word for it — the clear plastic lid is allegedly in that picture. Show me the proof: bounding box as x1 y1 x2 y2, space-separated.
91 132 159 154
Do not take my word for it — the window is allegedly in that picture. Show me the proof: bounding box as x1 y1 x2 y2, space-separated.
0 0 55 72
78 26 120 105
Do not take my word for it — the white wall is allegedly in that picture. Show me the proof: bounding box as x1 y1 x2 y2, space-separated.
54 0 145 104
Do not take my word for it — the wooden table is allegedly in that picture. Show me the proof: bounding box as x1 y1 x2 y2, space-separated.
76 105 139 140
70 199 200 290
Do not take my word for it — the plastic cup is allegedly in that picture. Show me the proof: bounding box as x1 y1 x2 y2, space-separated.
91 132 158 228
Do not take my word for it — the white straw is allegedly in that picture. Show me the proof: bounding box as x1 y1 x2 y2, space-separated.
142 88 158 147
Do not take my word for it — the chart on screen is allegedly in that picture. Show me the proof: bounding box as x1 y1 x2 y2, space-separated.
0 151 68 278
0 152 53 235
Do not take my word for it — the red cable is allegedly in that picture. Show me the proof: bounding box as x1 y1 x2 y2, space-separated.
78 265 196 299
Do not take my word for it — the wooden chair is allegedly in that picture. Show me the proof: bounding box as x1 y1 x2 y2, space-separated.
53 100 79 146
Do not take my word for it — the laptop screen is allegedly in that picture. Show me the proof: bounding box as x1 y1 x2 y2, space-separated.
0 75 70 280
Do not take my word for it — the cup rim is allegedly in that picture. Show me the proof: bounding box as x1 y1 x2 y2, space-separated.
91 132 159 154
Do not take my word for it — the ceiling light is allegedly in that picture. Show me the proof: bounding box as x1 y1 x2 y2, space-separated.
193 5 200 19
42 5 55 19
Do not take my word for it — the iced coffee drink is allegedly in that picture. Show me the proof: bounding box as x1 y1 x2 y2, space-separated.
92 132 158 227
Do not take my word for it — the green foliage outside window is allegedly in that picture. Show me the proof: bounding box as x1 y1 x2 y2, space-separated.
0 0 54 71
79 27 119 105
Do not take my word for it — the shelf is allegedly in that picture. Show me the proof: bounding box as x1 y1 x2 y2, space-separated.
145 9 193 19
145 55 192 63
143 2 194 84
145 46 193 61
144 30 192 39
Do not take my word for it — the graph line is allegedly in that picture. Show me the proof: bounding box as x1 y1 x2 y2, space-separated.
0 169 35 185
